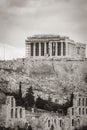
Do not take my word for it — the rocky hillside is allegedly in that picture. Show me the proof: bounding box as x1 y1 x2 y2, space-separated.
25 58 87 95
0 58 87 97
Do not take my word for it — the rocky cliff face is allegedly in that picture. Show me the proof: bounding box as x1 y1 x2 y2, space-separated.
0 58 87 96
24 58 87 95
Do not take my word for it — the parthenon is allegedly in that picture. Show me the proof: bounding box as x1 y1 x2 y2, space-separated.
25 35 86 59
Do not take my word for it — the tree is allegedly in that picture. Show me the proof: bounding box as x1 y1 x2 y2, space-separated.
19 81 22 99
13 82 23 106
48 95 52 102
35 96 53 111
70 92 74 106
24 86 35 109
50 124 54 130
35 96 45 109
44 103 53 111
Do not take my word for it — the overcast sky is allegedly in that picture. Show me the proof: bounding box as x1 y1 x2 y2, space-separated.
0 0 87 59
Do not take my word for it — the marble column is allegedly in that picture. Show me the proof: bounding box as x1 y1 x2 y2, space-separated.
39 42 41 56
49 42 52 57
55 42 57 56
33 43 35 57
26 43 30 57
57 42 59 56
61 42 63 56
17 108 20 119
22 108 25 118
66 42 68 56
44 42 47 56
29 43 31 57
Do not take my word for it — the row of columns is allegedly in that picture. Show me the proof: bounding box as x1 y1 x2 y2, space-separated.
26 42 68 57
10 107 25 119
9 97 25 119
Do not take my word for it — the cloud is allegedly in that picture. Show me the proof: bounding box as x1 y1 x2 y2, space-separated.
0 0 87 60
8 0 28 7
0 43 25 60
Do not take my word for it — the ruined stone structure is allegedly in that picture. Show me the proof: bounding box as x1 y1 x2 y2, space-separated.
1 93 87 130
66 92 87 130
0 34 87 130
0 96 26 128
25 35 86 59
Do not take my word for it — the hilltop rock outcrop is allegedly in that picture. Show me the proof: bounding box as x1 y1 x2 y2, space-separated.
0 58 87 97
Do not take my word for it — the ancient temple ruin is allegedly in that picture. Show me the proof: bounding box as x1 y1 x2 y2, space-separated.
25 35 86 59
